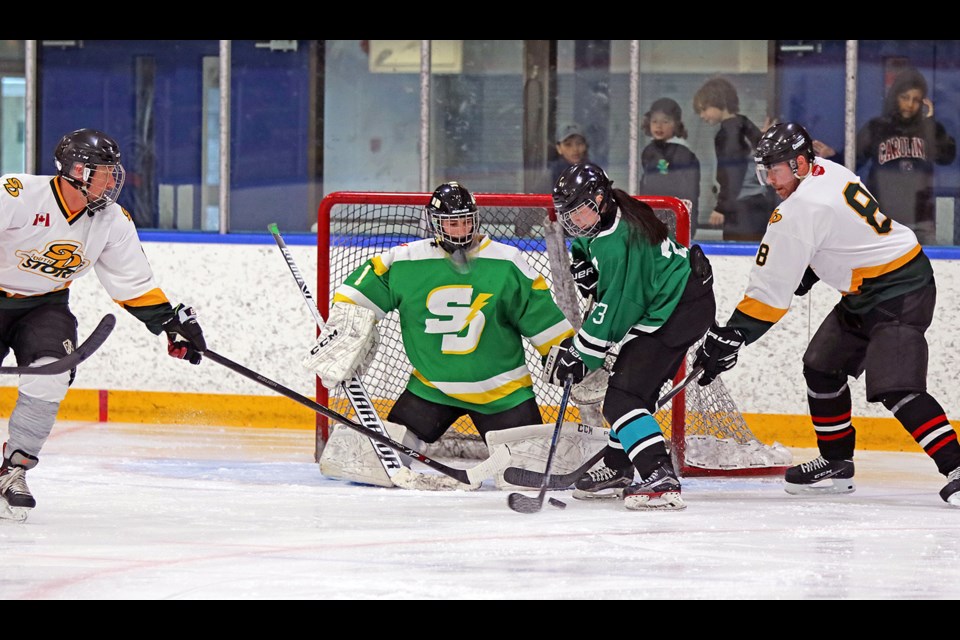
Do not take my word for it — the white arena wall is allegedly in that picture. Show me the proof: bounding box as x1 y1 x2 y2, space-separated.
1 240 957 449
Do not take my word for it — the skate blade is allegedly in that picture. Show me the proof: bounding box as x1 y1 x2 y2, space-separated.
946 493 960 507
0 505 30 522
784 479 855 495
623 491 686 511
572 488 625 501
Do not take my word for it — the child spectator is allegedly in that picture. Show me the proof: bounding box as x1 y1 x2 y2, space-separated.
638 97 701 241
693 77 775 241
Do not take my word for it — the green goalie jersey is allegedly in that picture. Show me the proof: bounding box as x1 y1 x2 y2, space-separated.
571 213 691 370
333 236 574 414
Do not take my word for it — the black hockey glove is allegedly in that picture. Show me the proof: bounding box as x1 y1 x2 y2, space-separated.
569 245 598 299
547 337 589 386
161 303 206 365
693 323 746 387
794 266 820 297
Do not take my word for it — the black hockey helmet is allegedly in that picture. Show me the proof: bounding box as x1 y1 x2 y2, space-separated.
552 162 613 237
754 122 815 183
54 128 126 213
426 181 480 254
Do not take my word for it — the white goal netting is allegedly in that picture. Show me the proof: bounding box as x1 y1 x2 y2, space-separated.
316 192 790 477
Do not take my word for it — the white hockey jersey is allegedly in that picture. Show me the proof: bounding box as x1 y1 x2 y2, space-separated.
0 173 169 308
731 157 930 340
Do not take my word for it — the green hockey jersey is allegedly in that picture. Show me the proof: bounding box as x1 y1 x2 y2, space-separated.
571 213 691 370
334 236 574 414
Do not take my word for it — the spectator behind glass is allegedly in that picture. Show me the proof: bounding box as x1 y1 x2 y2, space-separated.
517 122 591 237
638 97 701 241
814 67 956 245
550 122 590 185
693 77 775 242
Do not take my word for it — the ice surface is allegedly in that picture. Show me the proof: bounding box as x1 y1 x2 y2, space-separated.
1 420 958 600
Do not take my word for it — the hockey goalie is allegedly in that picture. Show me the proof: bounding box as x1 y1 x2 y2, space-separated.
301 181 606 490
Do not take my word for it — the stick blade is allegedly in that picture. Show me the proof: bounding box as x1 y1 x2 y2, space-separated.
507 492 544 514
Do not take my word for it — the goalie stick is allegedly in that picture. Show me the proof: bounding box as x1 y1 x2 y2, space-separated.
267 223 407 481
502 364 705 489
0 313 116 375
203 347 509 487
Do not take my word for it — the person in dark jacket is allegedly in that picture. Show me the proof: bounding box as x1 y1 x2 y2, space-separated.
638 97 701 241
816 67 956 245
693 77 775 242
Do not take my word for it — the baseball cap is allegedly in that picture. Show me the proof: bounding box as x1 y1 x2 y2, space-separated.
556 122 586 143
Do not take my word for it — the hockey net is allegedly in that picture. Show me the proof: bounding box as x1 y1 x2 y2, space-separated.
316 192 790 477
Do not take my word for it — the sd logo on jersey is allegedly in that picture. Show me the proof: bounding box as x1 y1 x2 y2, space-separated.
15 241 89 281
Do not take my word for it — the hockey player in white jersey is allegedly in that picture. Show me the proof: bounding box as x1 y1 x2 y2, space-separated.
0 128 206 521
693 121 960 506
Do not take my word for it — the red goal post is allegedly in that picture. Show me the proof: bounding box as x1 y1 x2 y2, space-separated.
316 191 790 477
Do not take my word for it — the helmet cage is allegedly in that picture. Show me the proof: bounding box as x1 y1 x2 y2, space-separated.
430 207 479 253
59 161 126 213
425 183 480 254
558 198 602 238
552 162 612 239
54 129 126 213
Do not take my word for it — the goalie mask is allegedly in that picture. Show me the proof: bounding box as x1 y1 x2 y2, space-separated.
426 182 480 256
552 162 614 238
54 128 126 214
754 122 814 185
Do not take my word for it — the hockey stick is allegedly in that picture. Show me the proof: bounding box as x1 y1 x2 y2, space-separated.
203 348 508 486
267 223 406 480
0 313 116 375
507 373 574 513
502 364 705 489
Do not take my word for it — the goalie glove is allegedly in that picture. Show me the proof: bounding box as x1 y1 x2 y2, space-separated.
161 303 206 365
692 323 746 387
302 303 380 389
544 337 589 386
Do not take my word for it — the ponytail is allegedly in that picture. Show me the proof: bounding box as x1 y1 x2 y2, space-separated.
611 188 668 245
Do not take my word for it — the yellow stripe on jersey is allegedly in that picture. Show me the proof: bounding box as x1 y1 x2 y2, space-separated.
412 368 534 404
116 288 169 307
532 274 549 290
332 292 357 305
52 177 87 224
371 255 389 276
847 244 922 295
735 295 789 323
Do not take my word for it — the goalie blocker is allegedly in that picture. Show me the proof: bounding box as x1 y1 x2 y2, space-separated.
321 420 608 491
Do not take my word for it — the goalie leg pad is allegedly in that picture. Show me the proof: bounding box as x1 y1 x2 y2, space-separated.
486 422 609 491
302 303 380 389
319 420 413 488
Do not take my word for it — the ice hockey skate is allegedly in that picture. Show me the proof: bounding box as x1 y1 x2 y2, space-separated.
0 452 37 522
622 462 685 511
572 463 634 500
783 456 855 495
940 466 960 506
